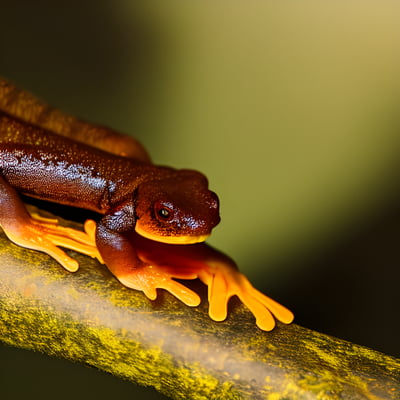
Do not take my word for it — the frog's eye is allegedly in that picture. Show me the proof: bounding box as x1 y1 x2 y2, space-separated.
154 201 174 222
158 208 170 219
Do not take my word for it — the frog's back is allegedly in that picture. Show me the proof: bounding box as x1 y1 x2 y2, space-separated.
0 79 151 161
0 110 140 212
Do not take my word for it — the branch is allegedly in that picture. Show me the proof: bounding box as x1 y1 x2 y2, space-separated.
0 210 399 400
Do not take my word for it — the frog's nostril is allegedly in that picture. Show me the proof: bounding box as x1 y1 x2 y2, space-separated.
207 192 220 228
209 191 219 210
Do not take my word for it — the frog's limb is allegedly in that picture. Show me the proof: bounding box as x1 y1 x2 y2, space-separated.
0 176 101 271
96 221 201 307
118 265 201 307
29 215 103 263
197 262 294 331
156 260 293 331
132 234 294 331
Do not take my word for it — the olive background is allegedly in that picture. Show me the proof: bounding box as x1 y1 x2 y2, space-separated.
1 2 400 399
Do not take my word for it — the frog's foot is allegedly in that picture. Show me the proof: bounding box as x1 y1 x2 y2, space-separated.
3 213 102 272
198 264 294 331
116 264 201 308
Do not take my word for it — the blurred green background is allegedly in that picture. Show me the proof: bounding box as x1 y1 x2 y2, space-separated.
1 1 400 399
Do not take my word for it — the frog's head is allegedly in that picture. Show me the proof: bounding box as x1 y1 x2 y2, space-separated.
135 170 220 244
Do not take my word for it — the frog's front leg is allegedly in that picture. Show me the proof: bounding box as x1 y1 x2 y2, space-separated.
95 213 201 307
0 175 101 271
132 235 294 331
196 256 294 331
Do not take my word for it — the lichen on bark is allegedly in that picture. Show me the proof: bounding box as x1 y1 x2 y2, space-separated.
0 211 399 400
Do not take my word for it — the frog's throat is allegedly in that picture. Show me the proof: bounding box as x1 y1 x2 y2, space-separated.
135 223 209 245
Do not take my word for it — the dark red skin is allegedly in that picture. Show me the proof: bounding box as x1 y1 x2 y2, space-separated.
0 79 151 161
0 80 294 331
0 110 220 276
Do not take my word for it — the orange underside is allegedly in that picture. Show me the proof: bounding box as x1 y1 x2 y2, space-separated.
134 221 210 245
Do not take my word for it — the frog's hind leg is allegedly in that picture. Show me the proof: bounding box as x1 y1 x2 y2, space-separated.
0 175 101 271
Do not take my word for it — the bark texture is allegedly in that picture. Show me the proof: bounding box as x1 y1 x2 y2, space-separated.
0 212 399 400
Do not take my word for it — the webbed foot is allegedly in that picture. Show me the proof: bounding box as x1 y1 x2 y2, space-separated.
116 264 201 307
3 212 102 272
197 262 294 331
129 233 294 331
118 258 294 331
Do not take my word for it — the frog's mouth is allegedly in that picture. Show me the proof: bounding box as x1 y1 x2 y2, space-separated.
135 223 209 245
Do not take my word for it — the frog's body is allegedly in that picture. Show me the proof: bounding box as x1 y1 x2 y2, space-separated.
0 79 293 331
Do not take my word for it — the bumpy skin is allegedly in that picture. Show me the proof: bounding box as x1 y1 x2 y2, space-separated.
0 79 293 331
0 79 151 161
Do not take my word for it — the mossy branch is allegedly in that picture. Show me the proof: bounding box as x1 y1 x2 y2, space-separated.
0 211 399 400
